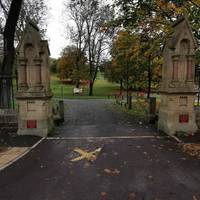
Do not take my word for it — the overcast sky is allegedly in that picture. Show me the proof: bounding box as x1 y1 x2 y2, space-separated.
46 0 113 59
46 0 70 58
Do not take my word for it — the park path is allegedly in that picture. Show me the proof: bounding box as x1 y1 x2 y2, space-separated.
0 99 200 200
55 99 156 137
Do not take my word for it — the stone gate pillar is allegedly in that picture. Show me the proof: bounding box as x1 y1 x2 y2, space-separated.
158 17 198 135
16 21 53 137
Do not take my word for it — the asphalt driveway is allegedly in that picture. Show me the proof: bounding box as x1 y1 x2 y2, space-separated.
55 99 156 137
0 99 199 200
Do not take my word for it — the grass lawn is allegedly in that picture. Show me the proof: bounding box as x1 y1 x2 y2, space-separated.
50 74 120 99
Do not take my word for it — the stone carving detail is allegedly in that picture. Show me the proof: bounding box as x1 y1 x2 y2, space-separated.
16 21 53 137
158 17 197 135
187 56 193 80
172 55 179 80
179 96 187 106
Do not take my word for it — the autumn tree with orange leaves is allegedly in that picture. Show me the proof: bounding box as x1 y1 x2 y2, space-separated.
58 46 89 83
107 0 200 97
108 30 162 98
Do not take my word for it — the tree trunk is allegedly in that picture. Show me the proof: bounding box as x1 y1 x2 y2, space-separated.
75 78 80 88
128 95 132 110
0 0 23 108
89 81 93 96
126 81 129 105
120 79 123 94
0 67 14 108
147 56 151 99
75 49 81 88
198 76 200 106
126 64 129 105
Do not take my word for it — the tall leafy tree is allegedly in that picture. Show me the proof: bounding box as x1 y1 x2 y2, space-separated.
0 0 48 108
0 0 23 108
65 0 87 88
65 0 114 95
113 0 200 97
58 46 88 82
0 0 47 38
106 30 163 98
111 31 140 102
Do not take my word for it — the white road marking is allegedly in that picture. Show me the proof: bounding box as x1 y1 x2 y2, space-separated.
170 135 183 143
47 135 168 140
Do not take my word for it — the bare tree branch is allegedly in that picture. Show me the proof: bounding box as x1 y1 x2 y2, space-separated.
0 0 8 16
189 0 200 8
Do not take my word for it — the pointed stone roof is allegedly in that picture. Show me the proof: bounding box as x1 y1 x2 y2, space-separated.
167 15 197 50
16 21 40 52
28 20 40 32
17 20 50 56
41 40 51 56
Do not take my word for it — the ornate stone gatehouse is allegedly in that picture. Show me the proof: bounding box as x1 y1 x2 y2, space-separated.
158 17 198 135
16 21 53 137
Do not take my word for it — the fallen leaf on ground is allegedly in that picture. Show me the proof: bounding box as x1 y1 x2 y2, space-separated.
100 191 107 200
182 144 200 159
83 162 91 168
168 148 173 151
181 157 187 161
104 168 120 176
113 152 119 156
193 195 198 200
148 175 153 180
128 192 136 199
100 192 107 196
104 169 111 173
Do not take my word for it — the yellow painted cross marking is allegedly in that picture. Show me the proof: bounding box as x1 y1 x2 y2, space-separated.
71 147 102 162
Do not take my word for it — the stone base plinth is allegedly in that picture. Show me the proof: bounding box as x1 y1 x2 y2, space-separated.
158 108 197 135
17 118 54 137
17 99 54 137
